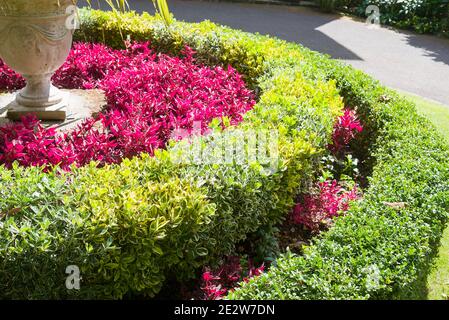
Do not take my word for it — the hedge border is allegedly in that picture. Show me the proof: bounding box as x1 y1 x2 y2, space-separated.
229 34 449 299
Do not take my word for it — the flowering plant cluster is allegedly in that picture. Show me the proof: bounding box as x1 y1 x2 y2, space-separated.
200 256 265 300
0 59 25 91
291 180 359 232
328 108 363 155
0 116 73 169
0 42 255 169
290 109 363 231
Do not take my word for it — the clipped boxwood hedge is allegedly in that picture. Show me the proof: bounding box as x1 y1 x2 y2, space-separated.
0 9 448 299
230 55 449 298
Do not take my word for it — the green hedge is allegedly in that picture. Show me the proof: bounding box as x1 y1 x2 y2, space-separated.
0 10 342 299
230 57 449 299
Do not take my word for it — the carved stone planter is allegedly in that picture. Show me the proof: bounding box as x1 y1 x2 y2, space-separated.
0 0 75 120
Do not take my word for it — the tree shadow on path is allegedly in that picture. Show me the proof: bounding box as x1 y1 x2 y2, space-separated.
405 31 449 67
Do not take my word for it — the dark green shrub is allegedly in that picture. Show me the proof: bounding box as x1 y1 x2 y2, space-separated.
358 0 449 35
314 0 338 12
229 61 449 300
315 0 359 12
325 0 449 37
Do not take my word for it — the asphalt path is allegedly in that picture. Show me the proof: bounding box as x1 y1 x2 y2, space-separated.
80 0 449 106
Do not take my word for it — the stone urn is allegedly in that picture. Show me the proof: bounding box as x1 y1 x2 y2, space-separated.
0 0 77 120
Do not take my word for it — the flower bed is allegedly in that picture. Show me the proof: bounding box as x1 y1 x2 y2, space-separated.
0 9 448 300
0 42 254 170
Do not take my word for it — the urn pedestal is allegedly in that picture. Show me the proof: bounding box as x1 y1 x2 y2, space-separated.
0 0 75 121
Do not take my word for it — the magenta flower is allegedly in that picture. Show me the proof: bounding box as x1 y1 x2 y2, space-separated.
0 42 255 169
291 180 359 232
329 108 363 155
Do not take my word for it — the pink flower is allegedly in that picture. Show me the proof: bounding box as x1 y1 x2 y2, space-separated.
199 257 264 300
202 271 217 282
291 180 359 232
329 109 363 155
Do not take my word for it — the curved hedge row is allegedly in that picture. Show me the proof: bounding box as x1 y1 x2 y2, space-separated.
0 10 342 299
1 9 448 299
230 55 449 298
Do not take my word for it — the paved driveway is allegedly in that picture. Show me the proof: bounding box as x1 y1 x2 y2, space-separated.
81 0 449 106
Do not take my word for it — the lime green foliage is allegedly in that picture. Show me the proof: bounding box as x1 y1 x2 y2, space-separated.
0 162 215 298
0 10 342 298
71 161 216 298
399 92 449 300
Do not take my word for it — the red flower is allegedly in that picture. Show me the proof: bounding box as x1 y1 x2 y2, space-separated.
199 257 264 300
329 109 363 155
202 271 217 282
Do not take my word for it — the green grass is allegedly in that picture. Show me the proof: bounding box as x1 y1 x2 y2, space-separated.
402 93 449 140
400 91 449 300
